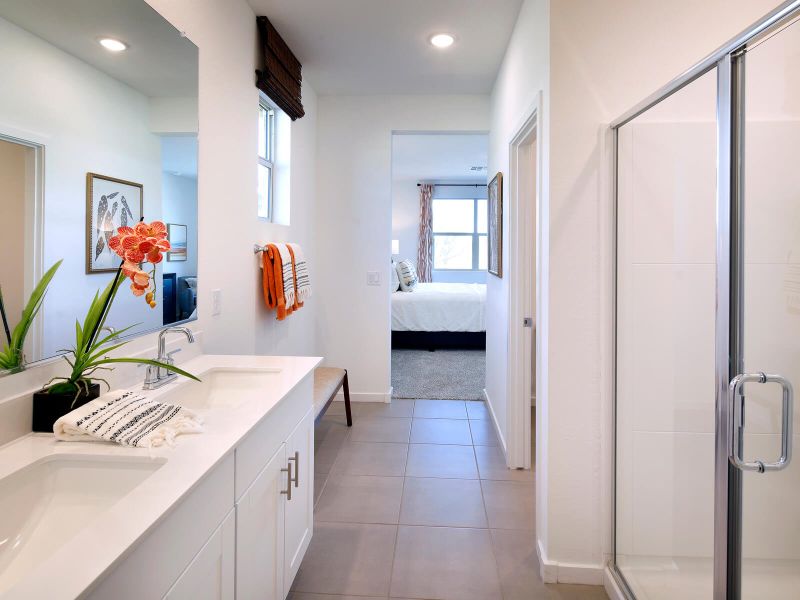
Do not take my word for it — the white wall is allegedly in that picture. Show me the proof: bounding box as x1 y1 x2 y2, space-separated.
485 0 550 560
0 16 164 360
146 0 320 360
316 95 489 400
161 173 199 279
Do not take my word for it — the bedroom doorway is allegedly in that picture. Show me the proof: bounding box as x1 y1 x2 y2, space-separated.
390 132 489 402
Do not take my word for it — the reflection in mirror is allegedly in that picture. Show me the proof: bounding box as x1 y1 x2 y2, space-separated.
0 0 198 368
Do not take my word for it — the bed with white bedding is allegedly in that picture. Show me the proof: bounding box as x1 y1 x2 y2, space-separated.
391 282 486 349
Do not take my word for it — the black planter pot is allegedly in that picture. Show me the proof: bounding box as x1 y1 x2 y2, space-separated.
32 383 101 433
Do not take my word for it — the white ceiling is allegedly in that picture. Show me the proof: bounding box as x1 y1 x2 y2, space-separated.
392 133 488 182
0 0 197 98
247 0 523 95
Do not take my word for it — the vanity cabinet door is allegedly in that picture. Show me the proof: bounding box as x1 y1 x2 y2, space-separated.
236 443 287 600
283 408 314 594
164 509 235 600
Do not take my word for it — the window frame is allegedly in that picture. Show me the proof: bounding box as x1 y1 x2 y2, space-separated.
257 95 276 221
432 197 488 272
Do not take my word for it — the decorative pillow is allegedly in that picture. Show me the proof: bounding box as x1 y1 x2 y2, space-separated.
396 259 418 292
390 260 401 292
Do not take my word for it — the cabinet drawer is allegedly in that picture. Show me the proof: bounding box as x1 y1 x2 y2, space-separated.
87 453 235 600
235 376 312 499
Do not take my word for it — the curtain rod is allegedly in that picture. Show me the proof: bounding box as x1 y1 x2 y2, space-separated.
416 183 485 187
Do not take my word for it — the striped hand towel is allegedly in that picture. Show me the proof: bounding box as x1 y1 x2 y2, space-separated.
287 243 312 302
53 390 203 448
274 243 296 308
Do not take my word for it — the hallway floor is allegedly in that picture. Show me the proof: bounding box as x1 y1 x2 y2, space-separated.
290 399 608 600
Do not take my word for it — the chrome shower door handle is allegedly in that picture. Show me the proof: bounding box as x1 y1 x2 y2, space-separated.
728 372 793 473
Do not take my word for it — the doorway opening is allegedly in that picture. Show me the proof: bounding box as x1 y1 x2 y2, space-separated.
389 132 489 402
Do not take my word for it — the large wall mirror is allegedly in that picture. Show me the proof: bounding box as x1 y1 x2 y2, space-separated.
0 0 198 371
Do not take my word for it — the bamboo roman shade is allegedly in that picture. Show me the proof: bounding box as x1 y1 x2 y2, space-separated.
256 16 305 121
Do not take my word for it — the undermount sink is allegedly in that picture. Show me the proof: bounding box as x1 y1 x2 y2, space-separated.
160 366 281 410
0 455 165 594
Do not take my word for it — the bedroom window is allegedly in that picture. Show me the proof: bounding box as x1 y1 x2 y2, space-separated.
257 98 275 220
432 198 488 271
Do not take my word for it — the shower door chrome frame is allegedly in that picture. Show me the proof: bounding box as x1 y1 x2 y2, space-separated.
609 2 800 598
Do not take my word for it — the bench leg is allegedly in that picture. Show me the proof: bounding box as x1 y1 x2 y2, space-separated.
343 370 353 427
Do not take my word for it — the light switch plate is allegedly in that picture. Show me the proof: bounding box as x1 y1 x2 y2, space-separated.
367 271 381 286
211 289 222 315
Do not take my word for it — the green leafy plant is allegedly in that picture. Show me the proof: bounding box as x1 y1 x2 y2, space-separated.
44 267 199 401
0 260 62 371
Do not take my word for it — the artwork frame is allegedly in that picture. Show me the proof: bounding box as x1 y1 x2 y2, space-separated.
167 223 188 262
86 173 143 274
487 171 503 278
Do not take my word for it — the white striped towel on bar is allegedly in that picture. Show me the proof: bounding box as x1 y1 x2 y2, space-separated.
273 242 296 308
53 389 203 448
288 243 312 301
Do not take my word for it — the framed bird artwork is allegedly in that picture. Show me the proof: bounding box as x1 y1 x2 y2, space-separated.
86 173 143 274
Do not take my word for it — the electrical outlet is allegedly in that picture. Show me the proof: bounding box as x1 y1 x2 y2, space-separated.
211 289 222 315
367 271 381 286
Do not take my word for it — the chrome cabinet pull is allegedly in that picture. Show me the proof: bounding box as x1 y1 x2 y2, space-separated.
280 462 293 500
728 372 793 473
288 451 299 488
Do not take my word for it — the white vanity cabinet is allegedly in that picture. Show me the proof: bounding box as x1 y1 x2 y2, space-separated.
86 374 315 600
164 510 236 600
283 409 314 590
235 444 286 599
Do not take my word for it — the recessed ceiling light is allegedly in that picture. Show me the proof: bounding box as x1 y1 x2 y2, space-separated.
99 38 128 52
430 33 454 49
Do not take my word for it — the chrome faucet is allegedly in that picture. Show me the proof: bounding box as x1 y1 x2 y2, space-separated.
143 326 195 390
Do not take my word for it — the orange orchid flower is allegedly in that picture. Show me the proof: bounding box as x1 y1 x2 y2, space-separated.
110 221 172 309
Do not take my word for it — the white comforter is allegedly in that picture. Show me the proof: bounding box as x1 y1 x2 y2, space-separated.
391 282 486 332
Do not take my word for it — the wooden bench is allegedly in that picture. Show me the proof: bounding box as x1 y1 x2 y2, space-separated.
313 367 352 426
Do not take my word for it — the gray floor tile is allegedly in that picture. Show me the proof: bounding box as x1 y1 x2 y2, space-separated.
390 525 502 600
313 470 328 506
469 418 499 446
466 401 489 420
405 443 478 479
482 480 536 530
410 417 472 445
413 399 468 419
331 441 408 476
289 595 386 600
399 477 487 528
491 528 550 600
292 522 397 596
355 399 415 418
546 584 610 600
475 444 535 482
316 474 403 524
349 416 412 443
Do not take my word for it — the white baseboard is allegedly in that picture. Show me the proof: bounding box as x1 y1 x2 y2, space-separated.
603 565 626 600
536 539 604 585
335 388 392 404
482 388 507 456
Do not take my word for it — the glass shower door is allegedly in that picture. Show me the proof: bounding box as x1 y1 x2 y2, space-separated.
732 19 800 599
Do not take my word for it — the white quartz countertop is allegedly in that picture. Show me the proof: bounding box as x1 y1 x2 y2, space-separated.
0 354 322 600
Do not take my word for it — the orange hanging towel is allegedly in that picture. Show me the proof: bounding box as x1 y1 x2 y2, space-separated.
261 243 292 320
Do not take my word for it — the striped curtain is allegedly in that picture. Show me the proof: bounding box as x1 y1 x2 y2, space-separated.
417 184 434 282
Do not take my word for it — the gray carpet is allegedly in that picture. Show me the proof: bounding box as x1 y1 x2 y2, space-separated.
391 349 486 400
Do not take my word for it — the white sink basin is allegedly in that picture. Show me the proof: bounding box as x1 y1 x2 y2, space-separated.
0 455 164 593
160 366 281 410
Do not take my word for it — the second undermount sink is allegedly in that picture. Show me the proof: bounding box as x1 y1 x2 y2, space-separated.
160 366 281 410
0 455 165 594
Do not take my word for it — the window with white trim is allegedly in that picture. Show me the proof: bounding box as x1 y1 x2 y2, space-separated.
432 198 488 271
257 99 275 220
